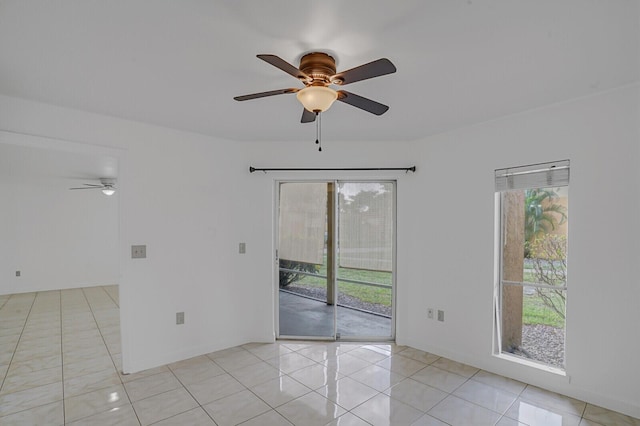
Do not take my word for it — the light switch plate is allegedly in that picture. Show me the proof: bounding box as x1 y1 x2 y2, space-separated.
15 270 20 277
239 242 246 254
176 312 184 325
437 310 445 322
131 245 146 259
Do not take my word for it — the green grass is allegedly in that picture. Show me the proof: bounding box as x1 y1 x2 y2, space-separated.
523 292 565 328
288 257 392 307
287 261 565 328
523 269 566 328
338 268 391 285
337 281 391 306
295 277 392 306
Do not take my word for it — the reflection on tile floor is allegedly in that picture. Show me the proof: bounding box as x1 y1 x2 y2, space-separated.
1 286 639 425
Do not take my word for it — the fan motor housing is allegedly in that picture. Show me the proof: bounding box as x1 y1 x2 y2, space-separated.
299 52 336 85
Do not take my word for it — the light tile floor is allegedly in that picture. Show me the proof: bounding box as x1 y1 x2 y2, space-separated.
0 286 638 426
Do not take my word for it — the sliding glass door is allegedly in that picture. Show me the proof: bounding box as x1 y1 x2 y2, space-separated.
276 181 395 341
336 182 394 339
277 182 334 338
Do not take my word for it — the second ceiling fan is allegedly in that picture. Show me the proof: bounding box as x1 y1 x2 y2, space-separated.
234 52 396 123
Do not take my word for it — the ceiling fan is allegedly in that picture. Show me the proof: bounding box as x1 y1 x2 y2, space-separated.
69 178 116 196
234 52 396 123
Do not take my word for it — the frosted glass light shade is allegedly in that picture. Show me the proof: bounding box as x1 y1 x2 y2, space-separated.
296 86 338 112
102 188 115 196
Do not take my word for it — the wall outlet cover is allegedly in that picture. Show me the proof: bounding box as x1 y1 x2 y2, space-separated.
15 270 21 277
176 312 184 325
131 245 147 259
427 308 434 319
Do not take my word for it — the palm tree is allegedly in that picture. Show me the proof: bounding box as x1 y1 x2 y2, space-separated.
524 189 567 257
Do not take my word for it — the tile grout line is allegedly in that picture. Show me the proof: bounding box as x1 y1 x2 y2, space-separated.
100 286 141 426
278 347 378 423
61 289 90 424
77 286 141 425
101 285 119 308
3 288 635 425
499 382 531 423
231 349 325 424
58 290 66 426
467 369 525 425
0 294 11 311
353 354 494 425
0 292 37 394
160 360 219 424
443 369 523 424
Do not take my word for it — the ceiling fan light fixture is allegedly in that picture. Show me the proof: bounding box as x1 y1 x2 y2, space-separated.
296 86 338 113
102 187 115 196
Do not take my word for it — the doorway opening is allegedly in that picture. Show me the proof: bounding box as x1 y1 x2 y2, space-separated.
276 180 395 341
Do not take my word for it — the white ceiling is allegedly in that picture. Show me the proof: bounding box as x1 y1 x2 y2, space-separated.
0 0 638 146
0 0 635 391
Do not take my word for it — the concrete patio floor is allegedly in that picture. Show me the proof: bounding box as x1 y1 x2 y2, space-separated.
279 290 392 339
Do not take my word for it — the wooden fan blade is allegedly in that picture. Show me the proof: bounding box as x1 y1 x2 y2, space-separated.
331 58 396 85
301 108 316 123
257 54 310 81
337 91 389 115
234 88 298 101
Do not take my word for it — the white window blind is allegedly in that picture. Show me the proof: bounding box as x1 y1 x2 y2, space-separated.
338 182 393 272
278 182 327 265
495 160 569 191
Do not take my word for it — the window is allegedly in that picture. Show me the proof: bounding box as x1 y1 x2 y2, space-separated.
494 160 569 370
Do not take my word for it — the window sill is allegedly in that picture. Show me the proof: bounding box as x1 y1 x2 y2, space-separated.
494 352 568 378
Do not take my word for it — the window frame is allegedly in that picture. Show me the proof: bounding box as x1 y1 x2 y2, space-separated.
493 160 569 374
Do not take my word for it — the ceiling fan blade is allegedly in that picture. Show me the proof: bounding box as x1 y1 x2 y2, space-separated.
69 187 102 190
337 91 389 115
301 108 316 123
332 58 396 85
234 88 298 101
257 54 310 81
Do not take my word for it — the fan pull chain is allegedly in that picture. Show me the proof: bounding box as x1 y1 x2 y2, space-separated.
315 111 322 152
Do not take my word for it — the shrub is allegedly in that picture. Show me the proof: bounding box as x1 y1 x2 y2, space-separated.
279 260 318 288
529 234 567 319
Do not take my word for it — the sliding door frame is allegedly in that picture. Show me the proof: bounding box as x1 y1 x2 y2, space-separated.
274 179 337 341
274 179 397 342
337 180 397 342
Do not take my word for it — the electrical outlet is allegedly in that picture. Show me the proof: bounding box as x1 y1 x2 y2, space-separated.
176 312 184 325
427 308 434 319
437 310 445 322
131 245 146 259
15 270 21 277
239 242 246 254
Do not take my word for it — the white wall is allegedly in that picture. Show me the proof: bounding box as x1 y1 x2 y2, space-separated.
0 84 638 418
399 85 640 418
0 179 118 295
0 94 251 373
231 138 419 343
235 85 640 418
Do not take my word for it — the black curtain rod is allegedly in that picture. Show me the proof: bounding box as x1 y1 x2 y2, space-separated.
249 166 416 173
